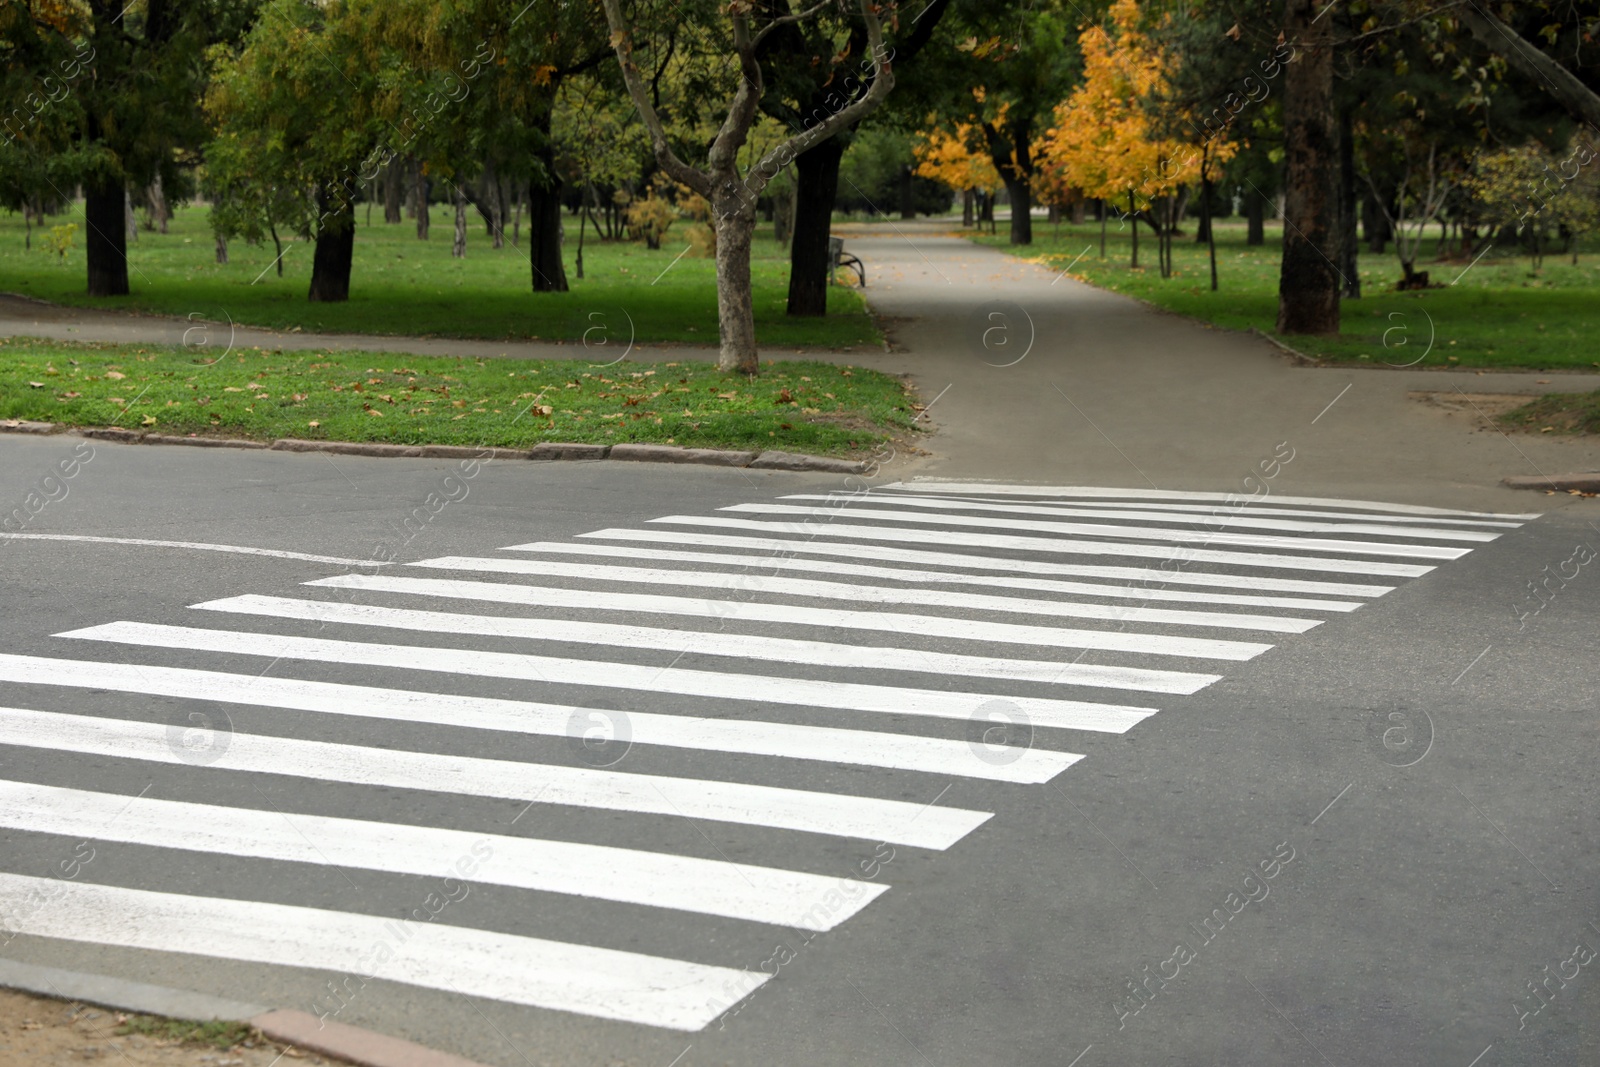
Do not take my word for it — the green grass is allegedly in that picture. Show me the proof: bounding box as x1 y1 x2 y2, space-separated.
0 337 921 454
976 220 1600 372
114 1014 255 1050
0 203 880 349
1499 388 1600 435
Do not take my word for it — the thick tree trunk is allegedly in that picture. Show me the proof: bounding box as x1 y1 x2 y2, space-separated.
414 159 430 239
772 182 795 246
1246 190 1265 246
787 136 845 317
527 108 568 292
384 163 403 224
452 184 467 258
215 234 228 264
712 193 759 375
1071 199 1086 225
85 177 130 297
1276 0 1341 335
308 189 354 303
962 188 974 227
1004 179 1032 246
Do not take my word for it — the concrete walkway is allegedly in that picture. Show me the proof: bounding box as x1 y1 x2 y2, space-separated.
5 223 1598 511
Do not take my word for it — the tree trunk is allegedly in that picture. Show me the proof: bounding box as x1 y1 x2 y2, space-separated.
962 188 974 227
712 193 759 374
1246 189 1265 246
1071 199 1086 225
1276 0 1341 335
268 221 284 277
786 135 845 317
527 176 568 293
1203 173 1218 291
1362 190 1388 252
124 189 138 243
215 234 228 264
384 163 403 224
85 177 130 296
1004 177 1032 245
308 188 354 303
773 182 795 246
148 175 169 234
414 159 430 239
1129 190 1139 269
452 184 467 258
1338 103 1360 299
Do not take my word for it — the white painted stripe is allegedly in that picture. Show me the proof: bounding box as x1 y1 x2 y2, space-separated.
0 871 762 1030
878 481 1540 520
782 494 1501 542
400 557 1315 636
856 494 1522 529
0 653 1079 784
199 596 1272 681
495 541 1367 612
565 528 1401 596
311 573 1266 663
645 516 1436 577
0 704 991 849
722 504 1472 561
0 779 887 927
60 620 1171 723
0 533 379 566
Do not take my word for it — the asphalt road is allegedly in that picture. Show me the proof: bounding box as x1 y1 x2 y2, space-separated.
2 434 1597 1067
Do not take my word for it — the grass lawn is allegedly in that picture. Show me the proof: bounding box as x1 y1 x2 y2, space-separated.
1499 388 1600 436
0 203 880 349
0 337 922 455
976 220 1600 372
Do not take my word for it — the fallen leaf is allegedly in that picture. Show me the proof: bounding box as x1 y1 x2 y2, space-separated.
308 420 320 428
27 381 44 388
61 391 81 399
105 371 126 380
255 393 269 400
141 416 157 426
367 408 384 417
224 386 244 392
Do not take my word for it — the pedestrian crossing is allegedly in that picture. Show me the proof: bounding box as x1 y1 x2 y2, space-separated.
0 480 1537 1031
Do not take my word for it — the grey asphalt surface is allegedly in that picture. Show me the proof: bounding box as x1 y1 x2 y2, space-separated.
3 224 1599 1066
1 435 1596 1067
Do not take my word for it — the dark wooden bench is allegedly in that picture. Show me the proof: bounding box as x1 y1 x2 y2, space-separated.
828 236 866 287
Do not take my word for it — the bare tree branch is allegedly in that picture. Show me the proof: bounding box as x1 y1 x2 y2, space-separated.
752 0 831 48
1456 0 1600 132
599 0 714 196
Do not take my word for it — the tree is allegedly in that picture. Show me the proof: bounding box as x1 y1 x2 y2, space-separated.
752 0 955 317
206 0 381 303
914 119 1002 225
1276 0 1339 334
5 0 236 296
1467 137 1600 268
602 0 899 374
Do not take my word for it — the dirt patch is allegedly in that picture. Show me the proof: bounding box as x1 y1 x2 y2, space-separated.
1408 391 1541 430
0 988 340 1067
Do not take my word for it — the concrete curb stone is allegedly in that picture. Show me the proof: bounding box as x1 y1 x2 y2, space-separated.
750 449 868 473
145 434 269 449
0 419 56 433
271 439 424 458
529 441 609 460
250 1009 490 1067
1503 472 1600 492
610 443 758 466
0 959 494 1067
76 426 141 442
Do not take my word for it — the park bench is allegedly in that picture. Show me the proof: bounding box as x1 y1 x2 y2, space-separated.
828 236 866 288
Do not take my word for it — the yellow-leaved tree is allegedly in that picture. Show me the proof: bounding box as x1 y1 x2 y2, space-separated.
913 120 1002 229
1038 0 1234 280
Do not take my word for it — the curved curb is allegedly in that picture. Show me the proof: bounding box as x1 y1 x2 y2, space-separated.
0 958 492 1067
0 420 871 473
1503 472 1600 492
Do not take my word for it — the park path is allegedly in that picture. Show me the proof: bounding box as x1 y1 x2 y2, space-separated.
4 225 1598 510
830 219 1600 511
